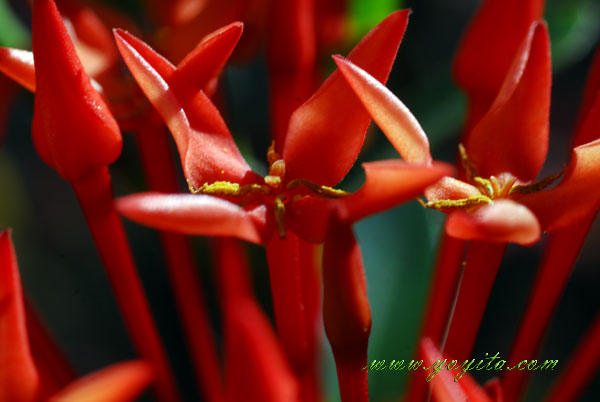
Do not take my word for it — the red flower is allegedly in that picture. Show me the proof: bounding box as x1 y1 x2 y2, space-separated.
0 230 153 402
112 11 451 400
333 21 600 246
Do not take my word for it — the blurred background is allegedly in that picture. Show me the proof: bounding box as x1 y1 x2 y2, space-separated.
0 0 599 400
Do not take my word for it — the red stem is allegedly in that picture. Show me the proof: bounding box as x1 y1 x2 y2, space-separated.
71 167 179 402
24 300 75 398
443 241 506 361
335 359 369 402
134 115 222 401
545 311 600 402
403 233 466 402
502 217 594 401
265 232 322 402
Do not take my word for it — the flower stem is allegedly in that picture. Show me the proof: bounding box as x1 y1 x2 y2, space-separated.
502 216 594 400
134 114 222 401
443 241 506 361
266 232 322 402
402 232 466 402
71 167 179 402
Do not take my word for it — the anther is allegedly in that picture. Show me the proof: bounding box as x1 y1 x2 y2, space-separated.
274 195 287 238
287 179 350 199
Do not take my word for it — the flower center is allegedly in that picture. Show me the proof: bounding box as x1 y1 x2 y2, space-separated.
188 142 350 238
418 144 564 211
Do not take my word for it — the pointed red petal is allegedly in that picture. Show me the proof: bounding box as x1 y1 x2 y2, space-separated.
116 193 265 244
48 361 153 402
333 56 432 164
0 231 40 402
445 200 541 245
32 0 122 182
466 22 551 182
0 48 35 92
518 139 600 231
172 22 244 97
453 0 544 126
282 10 409 186
341 160 453 222
224 300 301 402
114 29 258 188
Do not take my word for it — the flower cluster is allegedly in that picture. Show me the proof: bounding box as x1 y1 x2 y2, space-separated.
0 0 598 401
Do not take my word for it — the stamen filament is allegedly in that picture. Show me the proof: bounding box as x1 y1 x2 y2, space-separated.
287 179 350 199
417 195 492 211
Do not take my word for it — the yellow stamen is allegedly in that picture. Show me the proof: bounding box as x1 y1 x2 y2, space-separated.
264 175 282 188
274 195 286 238
509 167 566 195
267 141 281 164
287 179 350 199
189 180 270 197
458 143 479 183
417 195 492 210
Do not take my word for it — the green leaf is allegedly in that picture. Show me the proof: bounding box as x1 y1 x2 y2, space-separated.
349 0 402 41
0 0 29 48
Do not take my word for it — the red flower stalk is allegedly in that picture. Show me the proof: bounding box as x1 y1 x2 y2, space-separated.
113 10 451 400
30 1 179 400
322 212 371 402
214 238 301 402
502 43 600 400
0 230 154 402
333 17 600 399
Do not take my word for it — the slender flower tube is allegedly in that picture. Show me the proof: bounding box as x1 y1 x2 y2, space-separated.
113 10 452 400
30 1 178 400
214 238 301 402
0 230 154 402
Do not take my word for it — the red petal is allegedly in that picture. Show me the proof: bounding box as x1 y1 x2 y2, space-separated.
224 300 301 402
572 44 600 147
32 0 122 182
116 193 265 244
342 160 453 222
114 29 259 189
453 0 544 126
172 22 244 97
48 361 153 402
333 56 431 164
445 199 541 245
282 10 409 186
424 177 481 202
518 139 600 231
0 48 36 92
466 22 551 182
0 231 40 402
